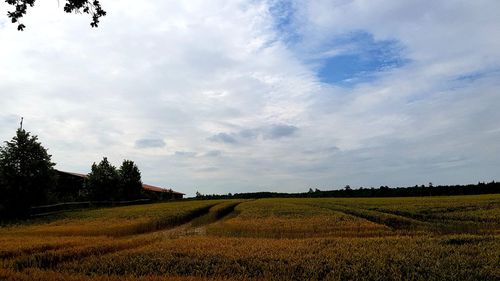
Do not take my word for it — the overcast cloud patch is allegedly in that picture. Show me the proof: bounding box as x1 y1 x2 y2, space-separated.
196 167 219 172
210 124 299 144
204 150 223 157
1 1 499 197
239 128 260 139
303 146 340 155
263 124 298 139
175 151 197 157
208 133 238 144
135 138 166 149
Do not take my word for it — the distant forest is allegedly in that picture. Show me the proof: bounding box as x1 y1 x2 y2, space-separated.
196 181 500 200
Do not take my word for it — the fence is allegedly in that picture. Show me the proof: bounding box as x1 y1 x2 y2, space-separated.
30 199 152 217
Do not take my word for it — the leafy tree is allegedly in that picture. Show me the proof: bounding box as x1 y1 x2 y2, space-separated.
0 129 56 218
6 0 106 31
86 157 119 201
118 160 143 200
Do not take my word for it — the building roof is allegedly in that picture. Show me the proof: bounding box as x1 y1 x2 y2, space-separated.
143 184 185 195
57 170 88 178
56 170 184 195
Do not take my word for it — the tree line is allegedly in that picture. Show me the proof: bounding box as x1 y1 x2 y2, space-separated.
0 128 146 219
196 182 500 200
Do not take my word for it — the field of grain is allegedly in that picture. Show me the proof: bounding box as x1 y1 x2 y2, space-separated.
1 195 499 280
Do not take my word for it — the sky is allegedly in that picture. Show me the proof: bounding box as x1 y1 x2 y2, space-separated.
1 0 499 197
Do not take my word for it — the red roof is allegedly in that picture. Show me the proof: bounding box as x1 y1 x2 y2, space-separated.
142 184 185 195
56 170 184 195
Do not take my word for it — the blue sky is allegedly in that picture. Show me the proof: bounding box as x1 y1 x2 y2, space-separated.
315 32 407 84
0 0 499 196
270 2 408 85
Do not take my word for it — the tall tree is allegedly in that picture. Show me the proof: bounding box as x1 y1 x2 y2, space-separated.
5 0 106 31
85 157 119 201
0 128 56 218
118 160 143 200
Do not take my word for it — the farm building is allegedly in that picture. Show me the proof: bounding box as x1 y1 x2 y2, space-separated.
143 184 184 200
54 171 88 201
55 170 184 200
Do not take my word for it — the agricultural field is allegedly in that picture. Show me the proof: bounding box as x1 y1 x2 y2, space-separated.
0 195 499 280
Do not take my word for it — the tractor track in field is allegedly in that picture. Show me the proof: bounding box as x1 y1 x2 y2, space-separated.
330 206 426 230
294 202 426 231
11 238 159 271
155 201 243 239
9 202 245 271
300 203 493 235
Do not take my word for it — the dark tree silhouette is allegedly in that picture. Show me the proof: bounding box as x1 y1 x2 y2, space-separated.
118 160 143 200
0 129 56 218
85 157 119 201
6 0 106 31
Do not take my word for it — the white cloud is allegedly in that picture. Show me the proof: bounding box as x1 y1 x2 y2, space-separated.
1 0 499 196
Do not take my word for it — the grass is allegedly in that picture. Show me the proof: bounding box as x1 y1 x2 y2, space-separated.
206 199 392 238
0 195 499 280
0 200 221 237
59 235 499 281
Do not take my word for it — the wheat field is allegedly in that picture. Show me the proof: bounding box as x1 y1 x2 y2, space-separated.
1 195 499 280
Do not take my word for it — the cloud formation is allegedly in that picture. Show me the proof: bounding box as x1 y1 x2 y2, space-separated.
1 0 499 196
208 133 238 144
135 139 166 149
209 123 299 145
264 124 298 139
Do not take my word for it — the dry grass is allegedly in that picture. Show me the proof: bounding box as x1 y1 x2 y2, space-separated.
0 200 220 237
60 235 500 281
206 199 391 238
0 268 231 281
0 195 499 280
296 195 500 234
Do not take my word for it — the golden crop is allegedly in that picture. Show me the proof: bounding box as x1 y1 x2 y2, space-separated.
206 200 392 238
1 200 220 237
0 195 499 280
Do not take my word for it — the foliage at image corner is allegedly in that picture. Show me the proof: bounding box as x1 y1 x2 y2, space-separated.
5 0 106 31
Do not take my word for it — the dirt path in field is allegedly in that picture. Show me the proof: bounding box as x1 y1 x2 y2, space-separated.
153 223 203 239
155 219 215 239
155 201 242 239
